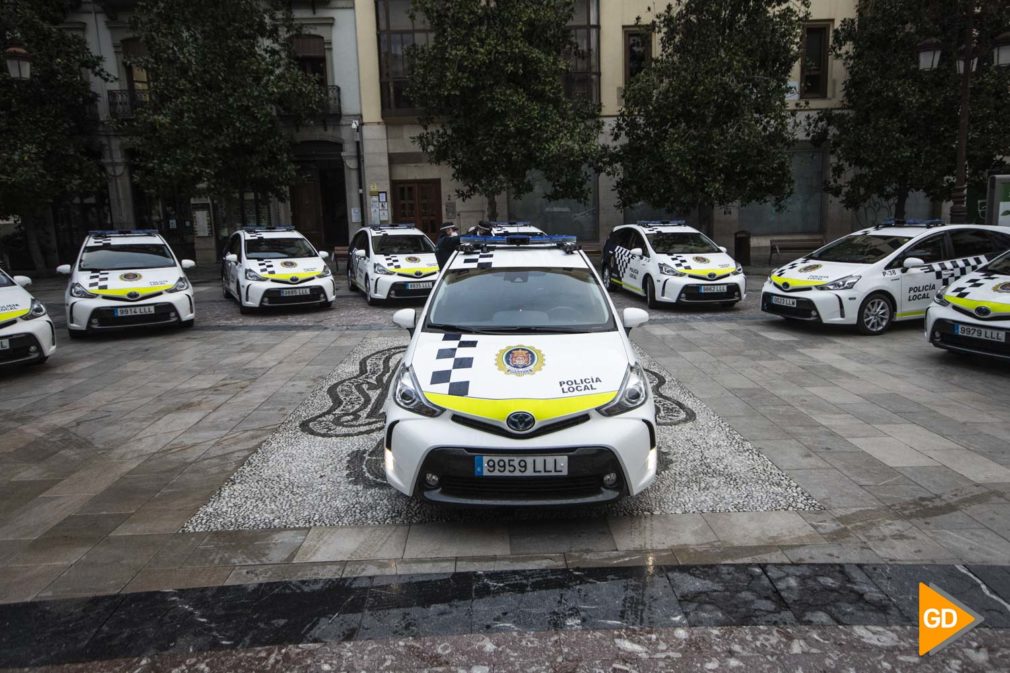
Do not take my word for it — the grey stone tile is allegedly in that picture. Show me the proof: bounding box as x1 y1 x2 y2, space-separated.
703 511 822 547
753 440 829 470
927 528 1010 564
964 502 1010 536
182 529 309 566
508 518 616 554
293 525 408 563
607 513 718 551
122 565 234 593
110 506 196 536
820 452 904 487
0 563 70 603
564 550 678 568
922 449 1010 483
784 468 880 509
673 545 790 564
855 520 956 562
897 466 976 495
455 554 566 573
848 437 937 467
224 562 347 585
781 543 883 564
403 523 509 559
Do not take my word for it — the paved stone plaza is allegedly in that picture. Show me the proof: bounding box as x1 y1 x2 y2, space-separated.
2 269 1009 607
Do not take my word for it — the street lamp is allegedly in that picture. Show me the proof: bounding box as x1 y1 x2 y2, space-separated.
4 43 30 80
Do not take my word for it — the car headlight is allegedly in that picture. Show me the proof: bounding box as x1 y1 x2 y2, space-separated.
374 263 392 276
318 265 332 278
393 365 442 417
658 263 685 277
245 268 267 282
933 289 950 307
69 282 97 299
817 275 861 291
732 265 744 276
22 298 47 320
597 362 649 417
166 276 190 293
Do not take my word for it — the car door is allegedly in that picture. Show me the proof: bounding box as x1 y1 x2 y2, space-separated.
624 230 651 294
897 232 948 317
223 234 241 290
351 232 370 289
948 228 1002 281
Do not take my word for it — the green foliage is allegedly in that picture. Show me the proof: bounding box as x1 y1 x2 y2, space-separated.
610 0 809 215
0 0 106 220
810 0 1010 216
407 0 601 214
127 0 326 202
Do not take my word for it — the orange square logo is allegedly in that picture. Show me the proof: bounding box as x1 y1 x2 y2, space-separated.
919 583 983 656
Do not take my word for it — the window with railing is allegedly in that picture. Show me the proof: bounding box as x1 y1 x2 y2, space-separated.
376 0 431 115
565 0 600 105
801 22 831 99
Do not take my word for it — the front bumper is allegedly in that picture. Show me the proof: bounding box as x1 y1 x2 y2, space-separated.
658 275 746 304
926 305 1010 360
383 404 657 506
0 318 56 365
242 277 336 307
760 282 860 325
67 293 194 331
371 274 437 300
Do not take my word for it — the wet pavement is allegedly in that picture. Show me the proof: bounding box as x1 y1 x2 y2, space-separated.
1 563 1008 670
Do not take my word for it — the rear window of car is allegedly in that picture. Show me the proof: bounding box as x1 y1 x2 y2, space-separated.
79 244 175 271
373 235 435 255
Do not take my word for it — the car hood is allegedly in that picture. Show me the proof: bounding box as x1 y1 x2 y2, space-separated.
658 252 737 279
251 257 326 282
378 252 439 278
770 259 865 290
0 284 33 322
76 267 180 299
943 271 1010 319
411 331 629 424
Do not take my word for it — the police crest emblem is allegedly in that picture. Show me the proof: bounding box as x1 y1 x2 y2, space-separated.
496 345 545 376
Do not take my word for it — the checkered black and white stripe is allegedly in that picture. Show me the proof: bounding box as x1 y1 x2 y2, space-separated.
904 256 988 280
776 258 810 274
947 273 998 298
87 271 110 290
384 256 403 269
256 261 277 275
89 236 113 248
245 232 264 240
455 252 495 270
610 246 634 278
427 333 478 396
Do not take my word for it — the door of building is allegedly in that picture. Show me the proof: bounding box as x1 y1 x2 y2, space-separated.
392 179 441 239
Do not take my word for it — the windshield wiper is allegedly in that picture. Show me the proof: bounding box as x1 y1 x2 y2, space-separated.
426 323 499 335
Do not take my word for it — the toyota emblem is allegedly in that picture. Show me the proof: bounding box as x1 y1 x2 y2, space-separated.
782 282 791 290
506 411 536 433
708 272 717 279
414 271 422 277
289 276 299 283
127 291 140 300
975 306 992 318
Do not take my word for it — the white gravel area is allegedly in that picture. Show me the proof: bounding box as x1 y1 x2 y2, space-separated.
184 337 819 531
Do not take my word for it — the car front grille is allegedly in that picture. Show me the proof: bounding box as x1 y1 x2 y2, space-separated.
679 284 741 302
438 475 604 501
931 319 1010 357
761 292 820 320
90 303 178 328
0 333 42 364
450 414 590 439
261 287 325 305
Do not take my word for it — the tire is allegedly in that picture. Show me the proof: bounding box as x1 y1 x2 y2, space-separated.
236 282 253 314
601 265 616 291
365 277 380 306
720 301 737 309
67 328 86 340
320 300 334 310
31 356 48 366
180 319 195 328
857 293 893 335
347 265 356 292
645 276 659 309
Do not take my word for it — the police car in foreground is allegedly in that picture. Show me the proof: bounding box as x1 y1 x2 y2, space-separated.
383 232 657 507
222 226 334 313
348 224 439 305
927 249 1010 360
762 220 1010 335
0 270 55 366
602 221 745 307
57 230 196 337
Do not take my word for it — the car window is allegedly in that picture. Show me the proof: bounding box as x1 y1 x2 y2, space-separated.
244 238 317 260
228 235 241 257
950 229 996 258
426 268 616 333
631 232 649 256
904 234 945 264
808 234 912 264
609 229 630 249
350 231 365 251
79 244 176 271
987 231 1010 254
0 271 14 288
984 250 1010 275
646 232 720 254
373 235 435 255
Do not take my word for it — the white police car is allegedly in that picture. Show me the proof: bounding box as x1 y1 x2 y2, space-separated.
57 230 196 337
602 221 745 308
927 249 1010 360
0 270 55 366
222 226 335 313
383 232 657 506
348 224 438 305
761 220 1010 335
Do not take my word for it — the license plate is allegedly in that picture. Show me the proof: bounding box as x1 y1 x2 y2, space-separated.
700 285 728 293
280 288 312 297
0 339 8 351
474 455 568 477
954 324 1006 342
771 295 797 308
114 306 155 317
406 282 433 290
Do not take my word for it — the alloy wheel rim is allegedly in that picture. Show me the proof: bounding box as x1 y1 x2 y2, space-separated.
864 298 889 332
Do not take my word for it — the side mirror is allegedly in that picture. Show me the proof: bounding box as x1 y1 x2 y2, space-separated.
719 246 728 253
629 247 644 257
392 308 416 331
224 253 238 263
318 251 330 260
180 259 196 270
56 264 72 275
903 257 925 269
354 249 367 258
13 275 31 288
622 307 650 332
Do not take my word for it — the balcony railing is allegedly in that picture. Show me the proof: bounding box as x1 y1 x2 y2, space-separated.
107 89 150 119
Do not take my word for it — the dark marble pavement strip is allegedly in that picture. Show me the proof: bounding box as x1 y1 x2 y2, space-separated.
1 564 1008 668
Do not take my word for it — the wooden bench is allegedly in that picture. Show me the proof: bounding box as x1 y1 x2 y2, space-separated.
767 237 824 265
331 246 348 272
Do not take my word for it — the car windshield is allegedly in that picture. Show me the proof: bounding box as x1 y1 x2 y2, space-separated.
425 268 616 333
647 232 720 254
245 238 317 260
79 244 175 271
373 235 435 255
986 251 1010 275
808 234 912 264
0 271 14 288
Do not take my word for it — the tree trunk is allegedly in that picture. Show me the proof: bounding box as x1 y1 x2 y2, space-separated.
894 190 908 222
486 193 498 221
24 215 47 273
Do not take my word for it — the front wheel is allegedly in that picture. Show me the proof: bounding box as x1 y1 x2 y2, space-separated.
645 276 659 309
857 293 893 335
365 277 380 306
601 265 616 291
347 265 356 292
320 300 334 310
67 328 86 340
180 319 195 328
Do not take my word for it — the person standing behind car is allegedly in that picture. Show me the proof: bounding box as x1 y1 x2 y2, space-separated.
435 223 459 269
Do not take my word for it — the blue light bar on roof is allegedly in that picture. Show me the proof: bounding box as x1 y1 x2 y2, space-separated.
879 218 944 226
638 220 686 226
88 229 159 236
460 234 576 244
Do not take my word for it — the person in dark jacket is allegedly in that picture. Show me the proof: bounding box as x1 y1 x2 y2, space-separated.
435 223 459 269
